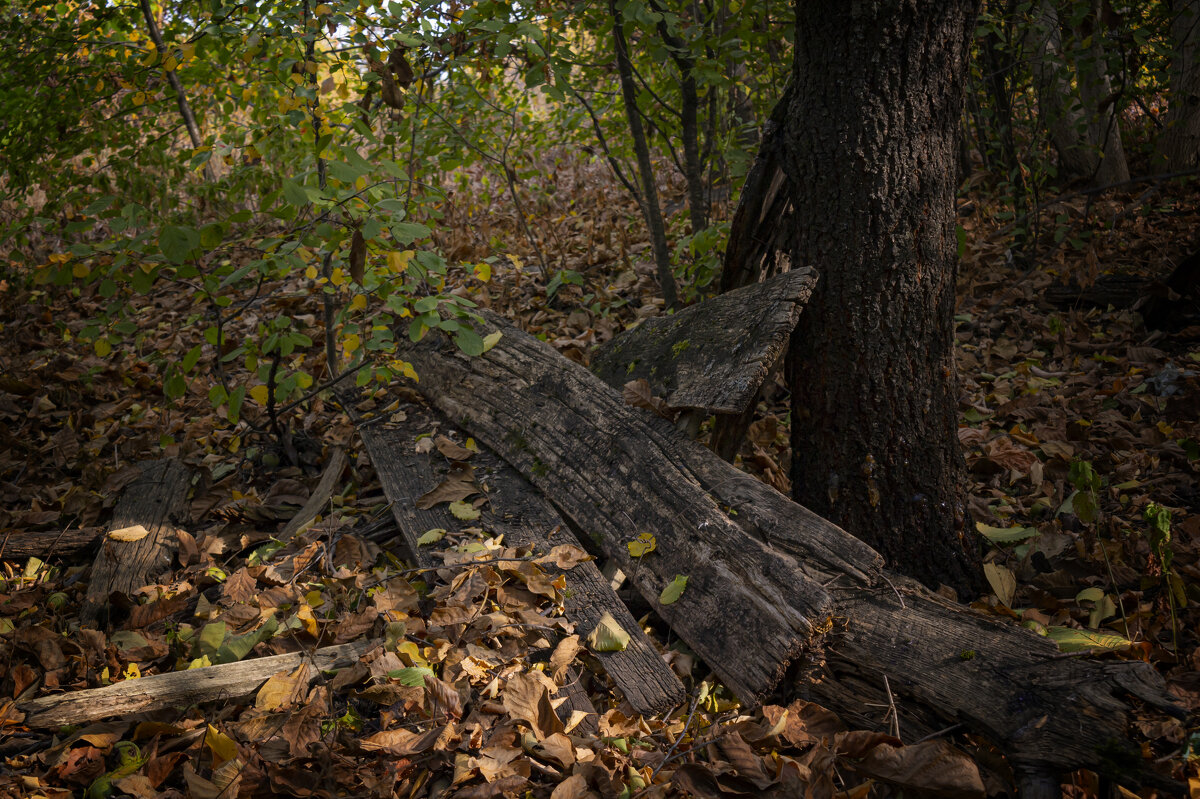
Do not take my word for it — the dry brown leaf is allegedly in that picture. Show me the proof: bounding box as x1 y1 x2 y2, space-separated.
622 378 675 420
255 664 310 711
415 462 478 509
222 568 257 604
349 230 366 285
849 739 985 799
435 434 474 460
549 635 582 683
424 673 464 719
502 671 565 740
535 544 592 570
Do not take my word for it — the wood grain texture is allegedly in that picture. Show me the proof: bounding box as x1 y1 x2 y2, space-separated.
399 312 837 704
81 459 192 628
348 393 683 716
591 268 815 414
19 639 375 729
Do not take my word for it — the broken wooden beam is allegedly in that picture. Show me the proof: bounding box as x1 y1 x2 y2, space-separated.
591 267 815 416
399 312 842 704
397 311 1184 787
81 459 193 629
18 639 375 729
344 391 685 717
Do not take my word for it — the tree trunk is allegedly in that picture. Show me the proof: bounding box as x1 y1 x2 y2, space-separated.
1075 0 1130 185
1157 0 1200 169
783 0 981 596
610 0 680 310
1028 0 1102 180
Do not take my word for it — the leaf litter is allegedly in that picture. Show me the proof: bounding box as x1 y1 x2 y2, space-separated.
0 148 1197 796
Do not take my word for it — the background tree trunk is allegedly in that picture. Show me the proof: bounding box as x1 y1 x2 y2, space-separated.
1075 0 1130 184
784 0 982 596
1157 0 1200 169
1028 0 1102 180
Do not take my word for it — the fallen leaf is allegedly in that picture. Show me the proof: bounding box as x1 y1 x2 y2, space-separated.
503 671 565 740
586 612 629 652
108 524 151 542
627 532 656 558
434 435 474 460
659 574 688 604
415 463 478 509
449 500 481 520
622 378 674 420
983 562 1016 607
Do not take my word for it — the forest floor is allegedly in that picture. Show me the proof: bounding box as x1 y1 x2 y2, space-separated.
1 155 1199 798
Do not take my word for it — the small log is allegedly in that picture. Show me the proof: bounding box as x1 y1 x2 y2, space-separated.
18 639 375 729
279 446 347 540
398 312 1184 788
591 268 816 415
0 527 103 562
346 392 684 717
400 313 841 704
81 459 192 629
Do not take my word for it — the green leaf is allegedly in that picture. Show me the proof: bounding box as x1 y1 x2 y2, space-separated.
388 666 434 687
281 178 310 208
1044 626 1132 653
659 574 688 605
454 327 484 357
196 621 227 659
976 523 1037 544
181 345 202 373
159 225 199 264
390 221 431 243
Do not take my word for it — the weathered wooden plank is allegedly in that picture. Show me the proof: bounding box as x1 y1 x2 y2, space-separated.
591 268 815 415
398 312 840 704
81 459 192 628
397 311 1184 787
346 392 684 717
18 639 375 729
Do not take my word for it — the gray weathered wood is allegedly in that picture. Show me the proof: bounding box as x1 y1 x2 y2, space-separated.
399 312 841 704
347 393 684 717
19 639 375 729
591 268 815 415
398 311 1184 788
81 459 192 628
0 528 102 561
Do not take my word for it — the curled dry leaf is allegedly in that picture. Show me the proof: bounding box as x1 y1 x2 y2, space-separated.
502 671 565 740
434 434 474 460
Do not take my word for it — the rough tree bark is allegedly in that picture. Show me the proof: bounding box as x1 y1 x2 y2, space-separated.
1074 0 1130 185
783 0 982 595
1157 0 1200 169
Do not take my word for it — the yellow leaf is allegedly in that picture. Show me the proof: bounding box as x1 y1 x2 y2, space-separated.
296 604 319 637
72 262 89 278
163 55 178 71
181 43 195 61
295 372 312 389
983 562 1016 607
449 500 480 520
330 267 345 286
305 265 318 279
289 72 303 85
108 524 151 542
473 261 491 282
94 338 112 357
314 3 332 13
586 612 629 652
256 665 308 710
344 333 360 353
389 360 418 381
248 384 270 405
626 532 656 558
350 294 367 311
355 176 367 191
140 47 158 66
481 331 502 352
123 662 141 680
205 725 238 767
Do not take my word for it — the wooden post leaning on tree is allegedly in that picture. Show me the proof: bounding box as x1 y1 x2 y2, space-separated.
397 311 1184 790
